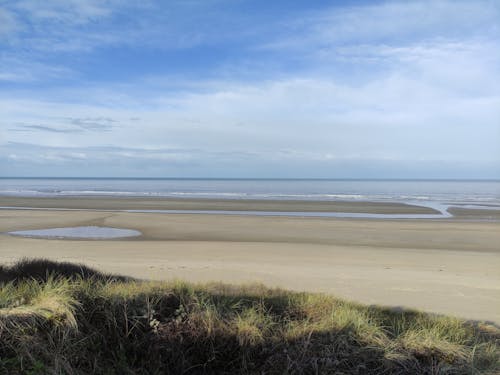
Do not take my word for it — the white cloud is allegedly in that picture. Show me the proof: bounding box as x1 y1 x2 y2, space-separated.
0 8 18 37
14 0 114 25
264 0 500 50
1 0 256 53
2 66 499 165
0 55 74 82
0 0 134 53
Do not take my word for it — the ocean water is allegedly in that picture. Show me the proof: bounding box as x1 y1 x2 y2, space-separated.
1 178 499 207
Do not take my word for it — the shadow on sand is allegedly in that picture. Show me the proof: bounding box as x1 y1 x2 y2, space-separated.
0 258 132 283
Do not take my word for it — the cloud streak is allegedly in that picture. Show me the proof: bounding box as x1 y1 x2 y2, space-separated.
6 117 117 134
9 124 81 133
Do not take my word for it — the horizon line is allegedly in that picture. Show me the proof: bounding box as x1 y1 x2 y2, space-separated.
1 177 500 182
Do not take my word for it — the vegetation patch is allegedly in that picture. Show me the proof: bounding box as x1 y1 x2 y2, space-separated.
0 259 498 374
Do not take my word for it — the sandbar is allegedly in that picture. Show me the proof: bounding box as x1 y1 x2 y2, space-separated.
0 196 439 213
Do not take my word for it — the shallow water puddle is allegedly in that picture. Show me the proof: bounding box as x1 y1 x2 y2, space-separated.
8 226 141 239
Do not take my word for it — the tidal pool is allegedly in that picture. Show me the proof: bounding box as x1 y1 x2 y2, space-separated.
8 226 141 239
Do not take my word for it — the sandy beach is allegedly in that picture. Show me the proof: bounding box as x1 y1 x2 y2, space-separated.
1 197 499 324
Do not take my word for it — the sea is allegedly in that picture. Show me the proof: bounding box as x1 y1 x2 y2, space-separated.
1 178 499 207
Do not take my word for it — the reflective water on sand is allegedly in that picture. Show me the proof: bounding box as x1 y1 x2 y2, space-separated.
8 226 141 239
126 209 449 219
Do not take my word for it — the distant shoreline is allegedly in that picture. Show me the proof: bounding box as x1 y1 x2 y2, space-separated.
2 196 500 221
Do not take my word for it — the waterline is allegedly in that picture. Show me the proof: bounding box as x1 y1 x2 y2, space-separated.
1 204 451 219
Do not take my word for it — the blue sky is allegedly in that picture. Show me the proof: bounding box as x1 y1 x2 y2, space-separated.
1 0 499 178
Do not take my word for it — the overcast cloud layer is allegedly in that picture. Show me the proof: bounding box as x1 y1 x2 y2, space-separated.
1 0 499 178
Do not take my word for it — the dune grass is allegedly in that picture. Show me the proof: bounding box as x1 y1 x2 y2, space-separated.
0 259 498 374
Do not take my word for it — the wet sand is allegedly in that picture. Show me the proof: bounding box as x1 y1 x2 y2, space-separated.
0 196 441 213
0 197 499 323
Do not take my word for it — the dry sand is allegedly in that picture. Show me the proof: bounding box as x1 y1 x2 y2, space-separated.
1 197 499 324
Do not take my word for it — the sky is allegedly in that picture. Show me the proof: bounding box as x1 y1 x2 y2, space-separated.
0 0 499 178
